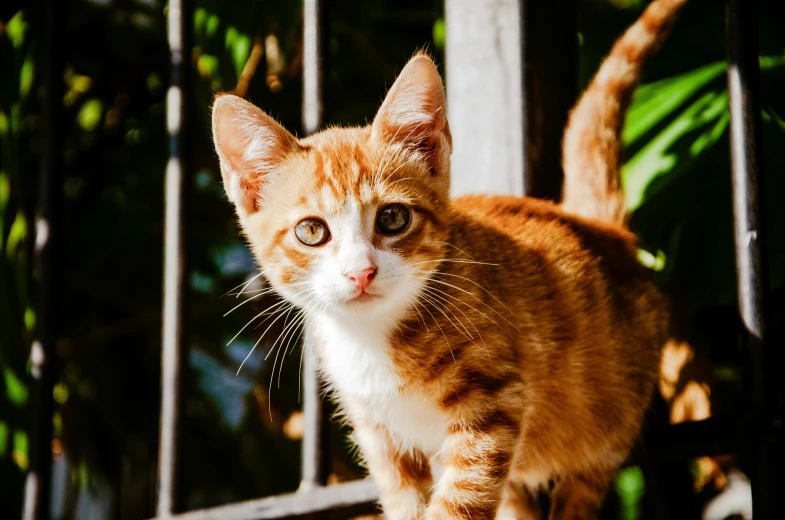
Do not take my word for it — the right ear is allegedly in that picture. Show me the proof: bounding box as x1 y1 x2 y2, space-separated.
212 95 299 218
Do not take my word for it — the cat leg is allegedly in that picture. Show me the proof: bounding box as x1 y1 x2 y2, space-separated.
496 479 542 520
352 422 432 520
426 415 519 520
547 470 615 520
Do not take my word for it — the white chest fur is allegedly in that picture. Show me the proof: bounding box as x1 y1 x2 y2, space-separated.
314 313 448 457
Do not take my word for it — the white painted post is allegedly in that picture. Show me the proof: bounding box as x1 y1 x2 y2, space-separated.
445 0 524 197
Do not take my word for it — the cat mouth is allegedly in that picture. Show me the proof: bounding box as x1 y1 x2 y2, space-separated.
346 292 382 304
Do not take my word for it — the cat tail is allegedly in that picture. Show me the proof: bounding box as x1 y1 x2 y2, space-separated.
560 0 688 227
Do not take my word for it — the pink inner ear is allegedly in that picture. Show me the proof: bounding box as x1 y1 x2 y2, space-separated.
373 55 448 148
213 95 299 176
212 95 299 215
214 110 252 174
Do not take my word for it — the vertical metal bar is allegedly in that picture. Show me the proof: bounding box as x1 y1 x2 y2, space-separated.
23 0 65 518
726 0 774 516
157 0 191 515
302 0 324 136
300 341 329 491
520 0 578 200
446 0 524 197
300 0 330 493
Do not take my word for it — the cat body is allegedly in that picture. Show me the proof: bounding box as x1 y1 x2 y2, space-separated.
318 195 665 519
212 1 688 517
311 191 665 519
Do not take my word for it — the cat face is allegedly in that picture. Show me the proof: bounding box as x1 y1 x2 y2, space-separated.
212 55 452 321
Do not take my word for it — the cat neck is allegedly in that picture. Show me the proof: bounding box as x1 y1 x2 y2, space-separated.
312 310 403 401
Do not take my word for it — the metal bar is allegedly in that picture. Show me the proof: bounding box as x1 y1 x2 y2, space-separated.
727 0 770 413
149 480 379 520
726 0 776 516
446 0 525 197
302 0 324 136
300 0 330 493
300 340 329 491
142 414 782 520
520 0 578 200
157 0 192 515
22 0 65 518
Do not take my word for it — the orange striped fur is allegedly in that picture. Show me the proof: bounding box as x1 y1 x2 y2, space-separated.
211 1 687 518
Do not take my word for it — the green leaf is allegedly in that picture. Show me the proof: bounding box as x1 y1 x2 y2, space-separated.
225 27 251 81
623 89 728 211
5 212 27 260
197 54 220 82
13 430 28 470
0 421 8 457
77 99 104 132
194 7 208 34
19 55 34 97
0 111 8 135
206 14 221 38
624 61 726 145
4 367 28 406
53 383 68 405
6 11 27 49
24 307 35 332
433 18 446 50
616 466 645 520
0 171 9 251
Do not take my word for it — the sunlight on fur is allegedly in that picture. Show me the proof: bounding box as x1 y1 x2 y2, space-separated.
212 1 690 518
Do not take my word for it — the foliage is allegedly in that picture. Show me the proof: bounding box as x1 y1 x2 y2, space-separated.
0 0 782 517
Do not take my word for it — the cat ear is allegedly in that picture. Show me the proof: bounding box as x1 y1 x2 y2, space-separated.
372 54 450 155
212 94 299 217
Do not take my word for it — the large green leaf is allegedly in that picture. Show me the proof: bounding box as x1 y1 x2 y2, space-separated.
624 56 785 302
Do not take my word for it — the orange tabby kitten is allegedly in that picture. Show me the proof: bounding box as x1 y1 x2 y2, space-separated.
211 0 687 518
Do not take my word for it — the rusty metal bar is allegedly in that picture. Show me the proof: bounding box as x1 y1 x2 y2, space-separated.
299 0 330 493
22 0 65 518
157 0 192 515
520 0 578 200
726 0 777 516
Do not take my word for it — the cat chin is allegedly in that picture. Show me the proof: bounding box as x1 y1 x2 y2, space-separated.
327 294 397 317
345 292 383 304
315 290 416 325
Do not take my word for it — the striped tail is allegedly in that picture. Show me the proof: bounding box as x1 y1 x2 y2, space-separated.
560 0 688 227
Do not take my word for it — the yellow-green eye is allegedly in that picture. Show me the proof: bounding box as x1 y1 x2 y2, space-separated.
376 204 410 235
295 218 330 246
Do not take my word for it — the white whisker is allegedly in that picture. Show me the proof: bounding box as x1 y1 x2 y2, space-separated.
417 294 456 364
418 286 491 362
420 286 474 342
412 271 519 332
395 259 499 272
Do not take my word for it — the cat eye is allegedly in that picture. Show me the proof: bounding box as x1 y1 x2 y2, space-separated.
376 204 410 235
295 218 330 246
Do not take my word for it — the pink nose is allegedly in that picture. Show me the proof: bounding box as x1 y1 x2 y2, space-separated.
345 267 377 292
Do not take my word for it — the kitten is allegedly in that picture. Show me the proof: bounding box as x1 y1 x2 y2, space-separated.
211 0 687 518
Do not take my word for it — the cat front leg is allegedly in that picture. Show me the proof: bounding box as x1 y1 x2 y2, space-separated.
426 412 519 520
352 421 432 520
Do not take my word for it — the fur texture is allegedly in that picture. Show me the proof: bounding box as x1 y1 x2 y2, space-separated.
562 0 688 226
211 1 688 518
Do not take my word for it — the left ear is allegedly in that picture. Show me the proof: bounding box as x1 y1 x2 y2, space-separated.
372 54 451 158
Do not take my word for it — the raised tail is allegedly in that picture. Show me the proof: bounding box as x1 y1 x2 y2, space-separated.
560 0 688 227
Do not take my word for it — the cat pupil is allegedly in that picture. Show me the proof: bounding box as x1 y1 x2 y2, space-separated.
295 218 329 246
377 204 410 235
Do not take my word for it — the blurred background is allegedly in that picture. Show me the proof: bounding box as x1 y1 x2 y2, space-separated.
0 0 783 518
